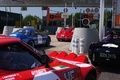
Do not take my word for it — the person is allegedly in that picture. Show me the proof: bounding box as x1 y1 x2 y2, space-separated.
102 31 113 43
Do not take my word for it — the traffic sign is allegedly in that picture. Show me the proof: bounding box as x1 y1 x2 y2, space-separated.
86 8 90 13
63 8 68 13
61 12 69 18
82 18 90 26
49 14 63 20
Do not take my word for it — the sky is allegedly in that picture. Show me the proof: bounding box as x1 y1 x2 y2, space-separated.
0 7 88 18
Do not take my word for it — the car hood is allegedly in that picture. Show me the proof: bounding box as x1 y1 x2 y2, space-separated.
9 33 23 38
0 52 97 80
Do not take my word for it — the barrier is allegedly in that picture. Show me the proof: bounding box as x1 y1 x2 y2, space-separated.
69 28 99 53
2 26 14 35
12 28 22 32
79 37 84 54
72 37 79 55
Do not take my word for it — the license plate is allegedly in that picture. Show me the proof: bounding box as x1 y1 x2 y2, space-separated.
100 53 116 59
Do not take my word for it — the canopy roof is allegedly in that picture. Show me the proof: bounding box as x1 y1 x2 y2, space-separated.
0 0 112 7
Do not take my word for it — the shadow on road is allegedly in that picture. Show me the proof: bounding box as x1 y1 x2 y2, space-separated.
36 45 56 50
97 64 120 74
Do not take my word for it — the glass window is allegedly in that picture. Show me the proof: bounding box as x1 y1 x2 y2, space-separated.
24 30 30 35
0 43 42 71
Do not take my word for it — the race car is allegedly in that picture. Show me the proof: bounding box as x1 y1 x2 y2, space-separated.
9 27 51 47
56 26 74 41
0 35 100 80
88 41 120 66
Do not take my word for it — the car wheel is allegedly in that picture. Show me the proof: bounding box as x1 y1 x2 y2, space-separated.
85 74 96 80
57 39 60 41
57 39 62 42
91 61 99 66
28 41 35 47
45 38 50 47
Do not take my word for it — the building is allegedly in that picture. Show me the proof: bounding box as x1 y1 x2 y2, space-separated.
0 10 23 33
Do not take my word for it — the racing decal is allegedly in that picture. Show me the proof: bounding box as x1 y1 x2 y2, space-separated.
52 65 69 71
2 73 20 80
63 70 74 80
33 71 60 80
102 43 118 48
32 66 68 80
56 58 91 68
31 66 68 76
31 69 46 76
37 35 42 44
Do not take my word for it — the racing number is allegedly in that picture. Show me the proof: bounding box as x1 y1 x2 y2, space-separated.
38 38 42 41
63 70 74 80
38 35 42 44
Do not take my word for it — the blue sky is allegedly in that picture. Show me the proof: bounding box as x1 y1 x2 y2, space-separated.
0 7 88 18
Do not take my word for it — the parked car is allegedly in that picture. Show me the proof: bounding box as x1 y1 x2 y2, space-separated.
9 27 51 47
0 35 100 80
88 29 120 66
88 41 120 66
56 26 74 41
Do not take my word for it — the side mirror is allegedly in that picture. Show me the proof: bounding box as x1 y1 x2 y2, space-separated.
41 55 50 68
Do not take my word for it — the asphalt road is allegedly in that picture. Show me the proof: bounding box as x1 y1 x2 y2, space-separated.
38 35 120 80
40 35 71 54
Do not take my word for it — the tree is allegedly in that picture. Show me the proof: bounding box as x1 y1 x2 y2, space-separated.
22 15 42 26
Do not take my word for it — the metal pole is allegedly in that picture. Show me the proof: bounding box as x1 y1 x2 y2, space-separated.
99 0 105 41
5 8 8 26
72 2 74 27
20 12 22 27
9 7 11 12
64 3 67 27
106 8 107 28
80 9 82 27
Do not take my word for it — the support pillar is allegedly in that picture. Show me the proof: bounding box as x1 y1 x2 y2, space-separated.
99 0 105 41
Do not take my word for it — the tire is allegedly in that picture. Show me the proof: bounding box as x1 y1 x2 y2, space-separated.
57 39 60 41
57 39 62 42
45 38 50 47
91 61 99 66
85 74 96 80
28 41 35 47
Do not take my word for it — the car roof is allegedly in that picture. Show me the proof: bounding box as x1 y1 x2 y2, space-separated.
0 35 20 45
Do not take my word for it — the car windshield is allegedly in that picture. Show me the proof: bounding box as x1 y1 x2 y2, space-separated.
13 29 23 34
0 42 44 71
63 27 70 30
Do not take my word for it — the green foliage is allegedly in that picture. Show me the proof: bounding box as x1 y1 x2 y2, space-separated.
22 15 42 26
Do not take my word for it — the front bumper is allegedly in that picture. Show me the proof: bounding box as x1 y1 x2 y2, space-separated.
56 36 72 41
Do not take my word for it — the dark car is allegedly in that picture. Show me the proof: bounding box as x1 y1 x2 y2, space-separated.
88 41 120 66
88 29 120 66
0 35 100 80
9 27 51 47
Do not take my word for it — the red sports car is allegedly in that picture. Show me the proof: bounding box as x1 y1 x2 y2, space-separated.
56 26 74 41
0 35 100 80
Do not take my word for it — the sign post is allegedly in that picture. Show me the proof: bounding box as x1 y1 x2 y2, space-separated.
62 3 68 26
